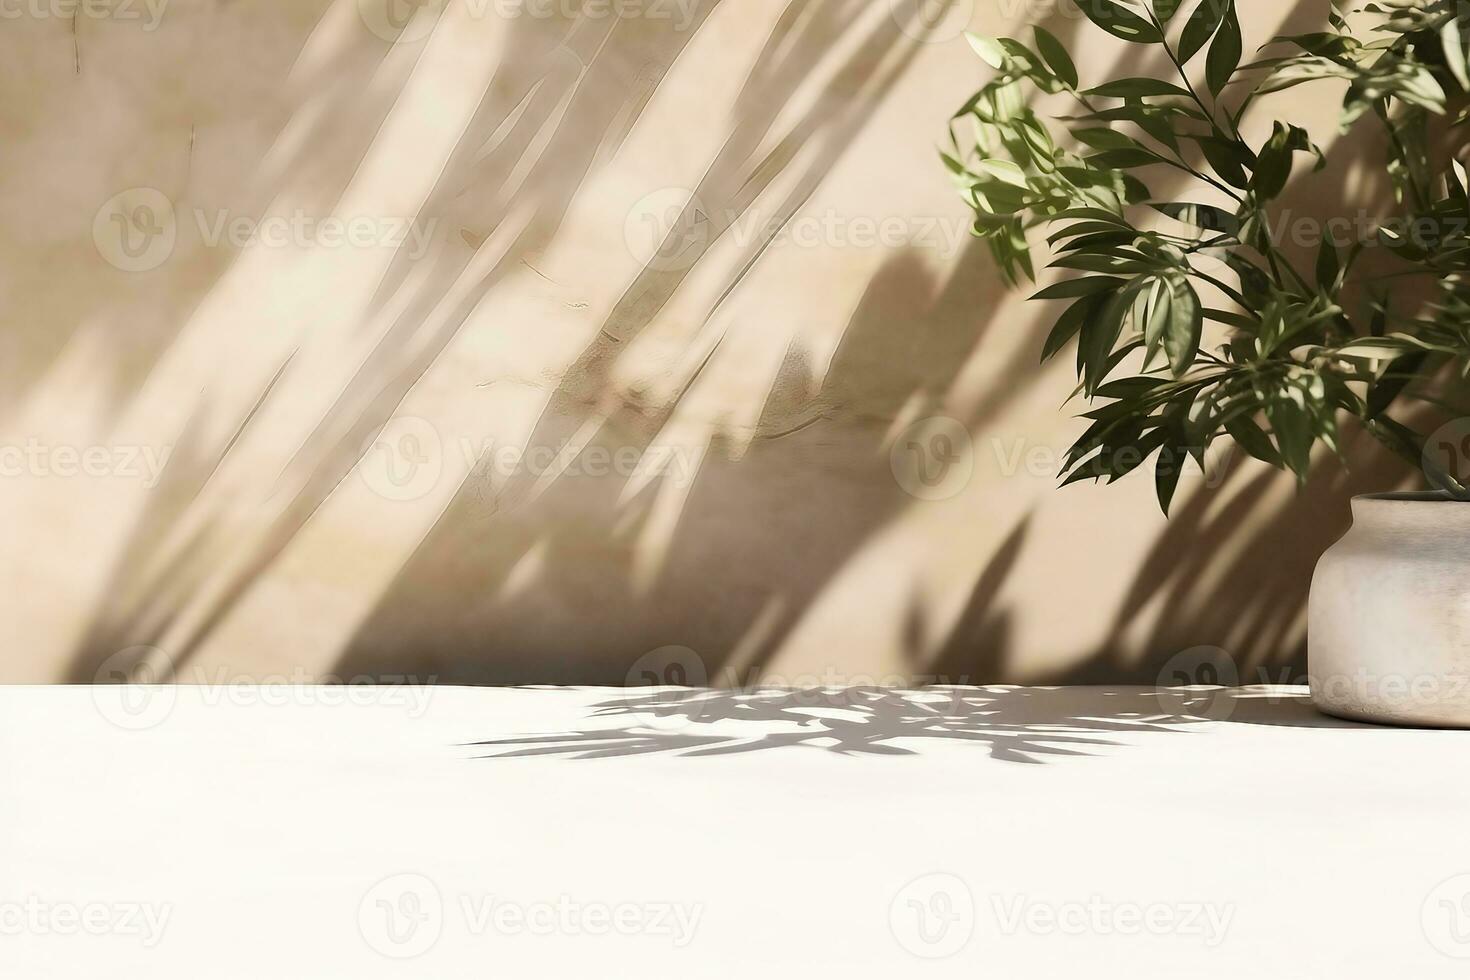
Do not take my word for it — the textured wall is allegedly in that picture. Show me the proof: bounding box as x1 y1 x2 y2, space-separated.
0 0 1410 686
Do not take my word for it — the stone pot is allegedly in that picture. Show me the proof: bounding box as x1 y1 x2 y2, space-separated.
1309 491 1470 727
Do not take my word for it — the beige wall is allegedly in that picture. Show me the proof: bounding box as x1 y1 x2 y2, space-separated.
0 0 1410 686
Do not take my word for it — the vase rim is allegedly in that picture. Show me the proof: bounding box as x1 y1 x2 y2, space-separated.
1353 490 1467 505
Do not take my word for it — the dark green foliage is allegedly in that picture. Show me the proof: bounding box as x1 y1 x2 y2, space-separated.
946 0 1470 511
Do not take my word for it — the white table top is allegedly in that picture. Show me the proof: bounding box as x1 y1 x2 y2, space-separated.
5 684 1469 978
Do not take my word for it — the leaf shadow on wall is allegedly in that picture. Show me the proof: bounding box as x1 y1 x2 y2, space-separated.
57 0 1427 692
338 0 1402 689
62 0 730 682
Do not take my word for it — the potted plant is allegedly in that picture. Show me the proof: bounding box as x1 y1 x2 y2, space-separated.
945 0 1470 725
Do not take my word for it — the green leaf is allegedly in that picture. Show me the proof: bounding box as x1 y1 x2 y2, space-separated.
1155 406 1199 515
1134 111 1181 153
1041 294 1108 362
1266 395 1313 480
975 158 1029 187
944 0 1470 514
1156 444 1185 513
1055 231 1138 254
1378 223 1428 261
1137 277 1169 360
1060 451 1114 488
1178 0 1229 64
1078 0 1163 44
966 33 1006 70
1192 135 1253 188
1444 15 1469 92
1205 2 1242 97
1224 252 1271 305
1064 103 1207 124
996 38 1061 92
1086 148 1164 169
1315 238 1340 291
1250 121 1297 200
1079 284 1141 395
1060 413 1166 487
1203 308 1254 330
1152 0 1186 24
1367 352 1427 419
1151 202 1239 235
1049 252 1153 274
1162 274 1203 376
1072 127 1145 152
1224 414 1281 466
1047 208 1135 225
1086 78 1193 99
1049 220 1132 244
1032 276 1129 300
1331 338 1419 360
1034 27 1079 90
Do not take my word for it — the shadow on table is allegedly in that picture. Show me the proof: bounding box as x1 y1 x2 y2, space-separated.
468 685 1376 764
